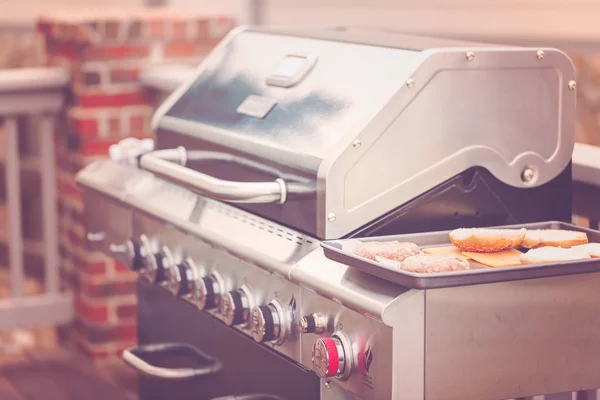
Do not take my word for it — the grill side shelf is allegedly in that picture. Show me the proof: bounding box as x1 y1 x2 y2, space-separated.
321 221 600 289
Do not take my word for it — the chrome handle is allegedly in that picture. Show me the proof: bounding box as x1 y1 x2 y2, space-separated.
140 147 287 204
122 343 223 380
139 147 287 204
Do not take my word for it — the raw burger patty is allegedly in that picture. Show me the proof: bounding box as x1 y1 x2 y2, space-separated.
355 241 421 262
401 253 470 273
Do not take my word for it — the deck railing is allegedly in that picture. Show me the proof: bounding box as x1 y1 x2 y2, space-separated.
0 67 72 329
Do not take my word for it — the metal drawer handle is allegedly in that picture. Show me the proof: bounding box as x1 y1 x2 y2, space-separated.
122 343 223 380
139 147 287 204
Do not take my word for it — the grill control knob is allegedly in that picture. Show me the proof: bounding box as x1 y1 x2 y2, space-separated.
138 236 174 285
196 273 223 310
221 286 253 326
139 235 158 283
155 247 176 287
251 300 285 344
165 257 199 297
312 332 353 380
299 313 327 334
109 240 142 271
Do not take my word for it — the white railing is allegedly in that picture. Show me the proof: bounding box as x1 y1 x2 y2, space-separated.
0 67 72 329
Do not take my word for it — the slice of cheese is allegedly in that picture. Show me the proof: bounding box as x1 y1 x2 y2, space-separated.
423 246 470 260
462 248 522 268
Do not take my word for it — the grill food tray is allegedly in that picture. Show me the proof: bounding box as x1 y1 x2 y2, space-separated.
321 221 600 289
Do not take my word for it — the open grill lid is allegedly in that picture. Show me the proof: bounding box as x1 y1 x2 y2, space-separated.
140 27 575 239
152 27 429 173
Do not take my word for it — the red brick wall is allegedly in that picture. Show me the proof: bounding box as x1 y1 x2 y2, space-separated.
38 9 235 362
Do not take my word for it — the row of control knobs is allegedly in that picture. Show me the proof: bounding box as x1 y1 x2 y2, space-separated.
118 235 287 344
116 235 353 380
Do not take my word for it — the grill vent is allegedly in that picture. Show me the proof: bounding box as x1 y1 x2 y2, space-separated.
208 202 314 247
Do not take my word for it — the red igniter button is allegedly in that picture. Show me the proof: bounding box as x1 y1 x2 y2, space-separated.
312 337 344 378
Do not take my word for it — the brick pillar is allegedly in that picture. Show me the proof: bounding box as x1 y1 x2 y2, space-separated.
37 10 235 362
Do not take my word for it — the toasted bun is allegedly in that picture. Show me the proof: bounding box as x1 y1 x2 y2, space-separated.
519 246 591 265
573 243 600 258
400 254 470 273
521 229 588 249
449 228 526 253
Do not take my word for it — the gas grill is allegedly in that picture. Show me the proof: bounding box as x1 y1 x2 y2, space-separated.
75 26 600 400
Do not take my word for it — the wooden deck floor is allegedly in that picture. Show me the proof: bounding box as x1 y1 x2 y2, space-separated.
0 349 138 400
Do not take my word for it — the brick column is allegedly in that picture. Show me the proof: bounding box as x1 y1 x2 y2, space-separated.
37 10 235 362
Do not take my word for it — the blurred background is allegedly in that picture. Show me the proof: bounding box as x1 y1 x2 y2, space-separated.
0 1 597 399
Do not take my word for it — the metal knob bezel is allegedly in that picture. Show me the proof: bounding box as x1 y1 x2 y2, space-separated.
166 256 199 297
251 299 286 345
299 313 327 334
139 235 158 283
220 285 253 327
195 272 223 311
156 246 175 288
312 331 353 381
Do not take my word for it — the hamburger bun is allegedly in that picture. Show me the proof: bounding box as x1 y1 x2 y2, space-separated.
519 246 591 265
449 228 526 253
521 229 588 249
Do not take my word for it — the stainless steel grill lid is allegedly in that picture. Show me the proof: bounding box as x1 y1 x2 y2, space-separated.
129 27 574 239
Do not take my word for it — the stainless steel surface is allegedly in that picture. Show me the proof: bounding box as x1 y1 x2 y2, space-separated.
424 272 600 400
122 343 223 380
154 28 420 167
77 159 319 277
381 289 426 400
292 248 406 317
321 46 576 238
299 285 394 400
140 147 288 203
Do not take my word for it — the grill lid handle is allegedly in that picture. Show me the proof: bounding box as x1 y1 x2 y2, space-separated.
122 343 223 380
139 147 287 204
